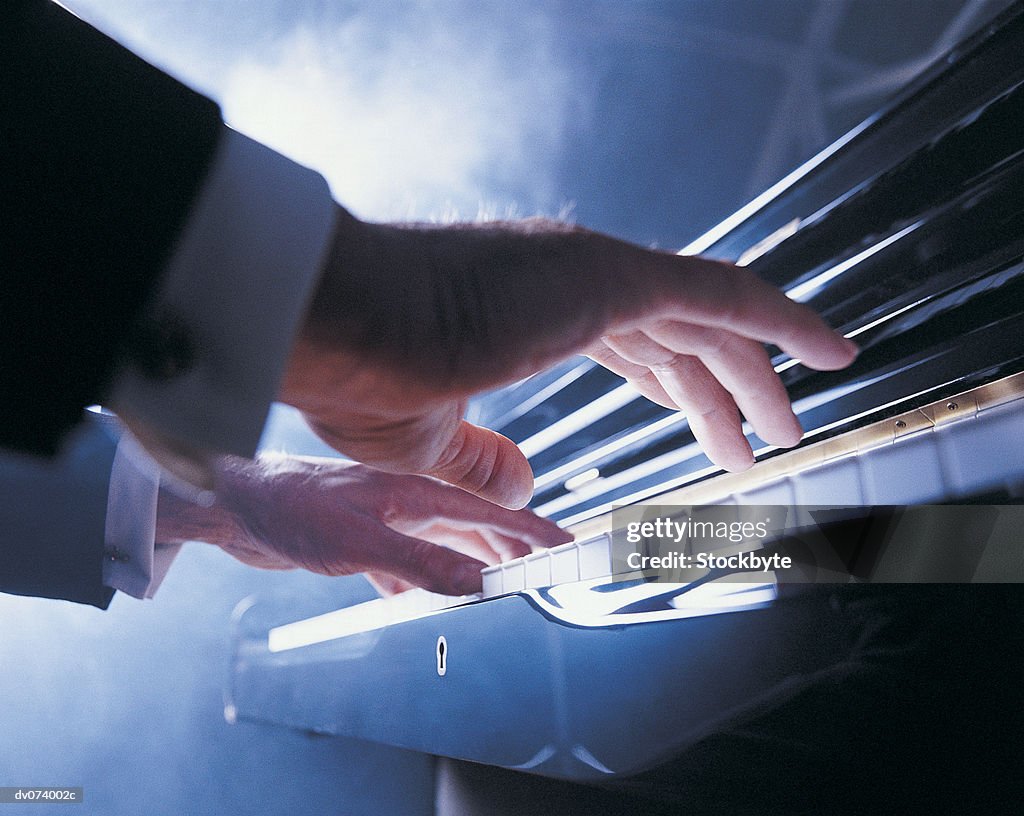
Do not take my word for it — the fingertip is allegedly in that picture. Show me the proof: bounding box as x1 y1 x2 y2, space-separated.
759 414 804 449
720 454 755 473
482 433 535 509
710 437 756 472
497 481 534 510
451 561 484 595
384 527 488 596
503 512 573 549
533 523 575 548
428 423 535 509
481 479 532 510
825 336 859 368
779 428 805 448
690 414 755 474
840 337 860 364
809 335 859 371
418 549 486 596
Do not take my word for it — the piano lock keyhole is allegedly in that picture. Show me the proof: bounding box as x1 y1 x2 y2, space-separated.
436 635 447 677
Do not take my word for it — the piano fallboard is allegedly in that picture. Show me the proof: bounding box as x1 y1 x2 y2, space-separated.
230 588 846 781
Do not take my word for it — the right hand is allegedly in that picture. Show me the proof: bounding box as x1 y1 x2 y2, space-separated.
281 209 857 507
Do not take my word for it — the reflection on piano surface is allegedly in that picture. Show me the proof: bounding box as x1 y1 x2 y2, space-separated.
228 2 1024 800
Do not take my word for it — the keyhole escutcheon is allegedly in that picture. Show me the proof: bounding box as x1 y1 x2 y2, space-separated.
436 635 447 677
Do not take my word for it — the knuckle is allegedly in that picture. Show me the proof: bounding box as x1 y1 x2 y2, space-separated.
650 351 686 374
375 491 402 525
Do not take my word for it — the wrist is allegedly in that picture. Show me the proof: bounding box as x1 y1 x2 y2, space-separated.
154 458 250 548
279 205 373 416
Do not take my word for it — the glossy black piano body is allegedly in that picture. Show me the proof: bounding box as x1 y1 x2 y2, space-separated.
228 2 1024 794
232 583 857 780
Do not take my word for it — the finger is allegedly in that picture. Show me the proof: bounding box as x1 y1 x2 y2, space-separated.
651 357 754 472
409 478 572 548
429 527 533 564
371 525 488 595
603 329 676 366
418 524 533 563
421 522 546 561
586 341 681 409
646 322 803 447
604 331 753 471
304 412 457 477
415 524 507 565
477 530 534 562
365 571 416 597
662 259 859 370
424 421 535 510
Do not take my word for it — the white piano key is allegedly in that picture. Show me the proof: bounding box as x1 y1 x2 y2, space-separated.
481 565 503 598
409 591 430 615
524 551 552 588
937 398 1024 496
549 541 581 585
501 560 527 593
267 588 476 652
737 478 797 526
384 590 412 624
392 590 432 617
793 454 864 506
578 534 612 580
737 477 795 507
861 432 946 504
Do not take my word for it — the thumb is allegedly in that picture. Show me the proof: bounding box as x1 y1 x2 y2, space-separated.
425 420 535 510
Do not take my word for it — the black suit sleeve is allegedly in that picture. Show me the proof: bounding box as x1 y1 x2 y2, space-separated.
0 418 119 608
0 0 223 456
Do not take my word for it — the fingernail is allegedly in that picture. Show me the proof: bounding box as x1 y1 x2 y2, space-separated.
784 416 805 447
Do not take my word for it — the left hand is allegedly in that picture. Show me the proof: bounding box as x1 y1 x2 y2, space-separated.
155 454 571 595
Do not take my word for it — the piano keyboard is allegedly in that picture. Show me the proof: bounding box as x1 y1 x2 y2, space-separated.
267 379 1024 654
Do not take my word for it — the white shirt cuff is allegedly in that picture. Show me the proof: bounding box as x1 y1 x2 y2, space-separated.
109 126 336 459
102 432 179 599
